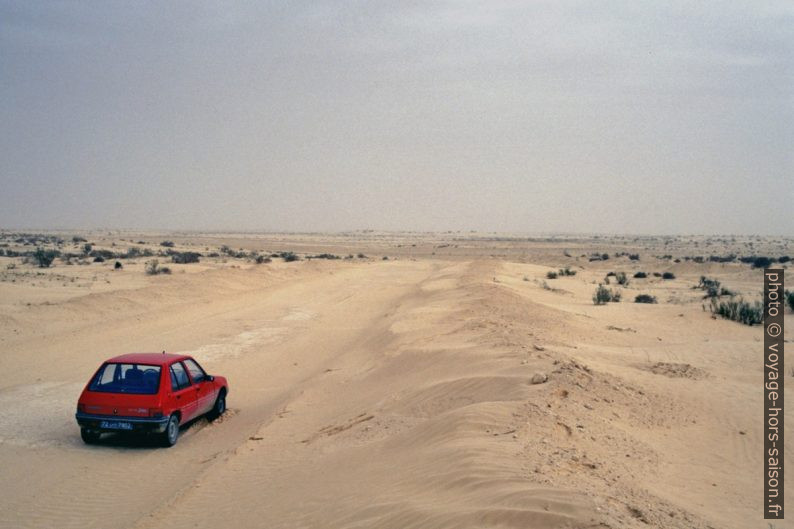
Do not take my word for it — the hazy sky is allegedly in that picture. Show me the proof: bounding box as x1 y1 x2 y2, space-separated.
1 1 792 234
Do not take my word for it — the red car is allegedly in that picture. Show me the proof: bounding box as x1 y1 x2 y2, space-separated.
75 353 228 446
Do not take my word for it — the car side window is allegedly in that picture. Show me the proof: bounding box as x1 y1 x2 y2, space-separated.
170 362 191 390
183 358 206 384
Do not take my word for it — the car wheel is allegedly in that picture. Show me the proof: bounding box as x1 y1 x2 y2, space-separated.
162 414 180 447
207 391 226 421
80 428 100 444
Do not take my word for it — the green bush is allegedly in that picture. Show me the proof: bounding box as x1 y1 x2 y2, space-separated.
145 259 172 275
634 294 657 304
786 290 794 312
558 267 576 276
633 271 647 278
662 272 676 280
751 256 773 269
593 284 621 305
546 270 558 279
615 272 630 286
33 247 59 268
170 251 201 264
160 241 175 247
711 298 763 325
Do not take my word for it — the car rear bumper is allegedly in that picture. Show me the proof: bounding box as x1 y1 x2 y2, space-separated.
75 412 169 434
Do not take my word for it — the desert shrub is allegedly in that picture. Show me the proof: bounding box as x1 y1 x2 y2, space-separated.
220 245 233 255
558 267 576 276
170 251 201 264
279 251 299 262
606 271 616 277
93 256 105 263
546 270 558 279
697 276 720 290
72 236 87 243
720 287 737 297
309 253 340 260
255 255 271 264
628 254 640 261
82 243 92 255
357 253 366 258
206 252 220 258
33 247 59 268
662 272 676 280
738 256 774 268
615 272 630 286
593 284 621 305
635 294 657 304
160 241 175 247
114 261 123 270
785 290 794 312
708 254 736 263
778 256 790 264
752 256 773 269
710 298 763 325
121 247 146 259
382 256 389 260
145 259 171 275
89 249 115 260
633 271 647 278
697 276 721 298
601 253 609 260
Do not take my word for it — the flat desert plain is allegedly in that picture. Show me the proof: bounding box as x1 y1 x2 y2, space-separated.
0 231 791 529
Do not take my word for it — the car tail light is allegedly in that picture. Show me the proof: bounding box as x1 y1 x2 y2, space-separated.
149 408 163 418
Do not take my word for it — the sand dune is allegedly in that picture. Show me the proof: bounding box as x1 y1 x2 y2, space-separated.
0 233 791 528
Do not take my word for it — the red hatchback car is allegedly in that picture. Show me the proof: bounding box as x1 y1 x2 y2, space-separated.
75 353 229 446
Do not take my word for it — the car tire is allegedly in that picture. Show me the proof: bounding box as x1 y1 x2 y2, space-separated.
161 414 180 447
207 391 226 421
80 428 100 444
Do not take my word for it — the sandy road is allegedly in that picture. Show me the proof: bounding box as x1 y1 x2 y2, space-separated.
0 260 444 529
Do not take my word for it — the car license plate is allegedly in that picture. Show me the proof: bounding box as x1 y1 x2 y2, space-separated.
100 420 133 430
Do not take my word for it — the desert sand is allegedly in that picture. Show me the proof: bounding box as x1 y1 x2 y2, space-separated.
0 231 791 529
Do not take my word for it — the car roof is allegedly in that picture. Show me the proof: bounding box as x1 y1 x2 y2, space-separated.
105 352 192 366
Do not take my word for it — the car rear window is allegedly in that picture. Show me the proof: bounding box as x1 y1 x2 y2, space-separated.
89 363 161 394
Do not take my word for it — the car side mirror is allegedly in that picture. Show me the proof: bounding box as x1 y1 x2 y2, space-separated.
205 375 215 382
